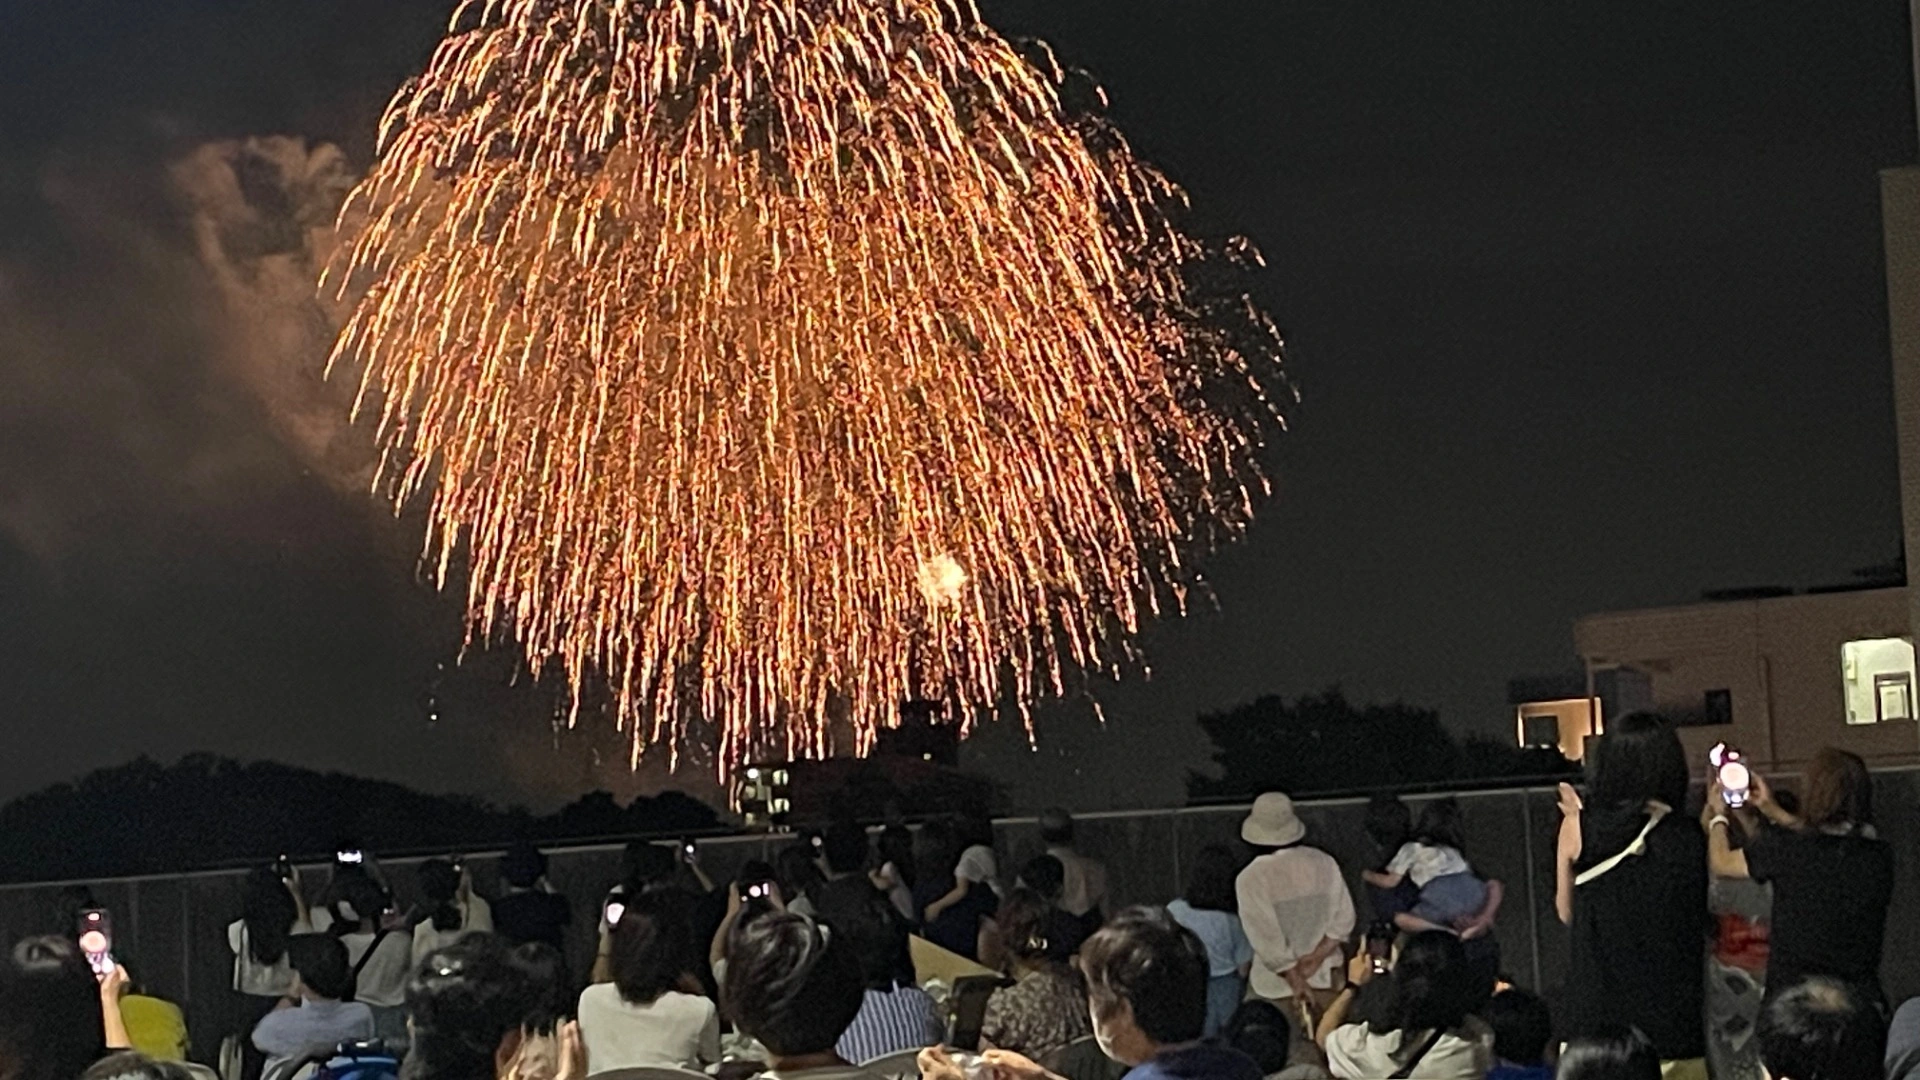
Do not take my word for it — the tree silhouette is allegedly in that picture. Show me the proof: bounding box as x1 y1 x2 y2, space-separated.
1188 687 1575 801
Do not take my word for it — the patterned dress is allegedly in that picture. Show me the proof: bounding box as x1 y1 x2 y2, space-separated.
980 965 1092 1061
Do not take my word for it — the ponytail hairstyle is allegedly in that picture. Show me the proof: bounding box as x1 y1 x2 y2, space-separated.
995 888 1057 964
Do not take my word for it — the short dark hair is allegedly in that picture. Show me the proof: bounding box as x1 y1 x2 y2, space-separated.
1367 931 1476 1037
1038 808 1075 845
1079 906 1209 1045
1588 712 1690 813
622 842 677 891
1555 1026 1659 1080
1801 749 1874 831
832 886 917 990
1756 978 1887 1080
823 821 871 875
288 933 354 1001
0 935 106 1080
776 845 825 899
1222 1000 1291 1074
1019 855 1065 901
403 935 534 1080
722 912 864 1056
1413 797 1465 852
507 941 570 1034
1182 844 1241 913
502 842 548 889
1484 987 1552 1067
608 890 691 1005
1364 794 1413 854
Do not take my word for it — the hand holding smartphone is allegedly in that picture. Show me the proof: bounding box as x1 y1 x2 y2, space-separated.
78 909 114 978
1709 743 1751 808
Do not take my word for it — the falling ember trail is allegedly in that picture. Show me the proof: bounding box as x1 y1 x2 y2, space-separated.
325 0 1289 779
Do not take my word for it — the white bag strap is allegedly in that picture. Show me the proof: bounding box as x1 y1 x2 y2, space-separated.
1573 801 1670 887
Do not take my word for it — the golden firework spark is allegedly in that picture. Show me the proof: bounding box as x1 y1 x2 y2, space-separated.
324 0 1288 777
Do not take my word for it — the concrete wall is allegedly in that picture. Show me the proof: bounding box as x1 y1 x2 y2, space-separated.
5 771 1919 1064
1575 588 1919 770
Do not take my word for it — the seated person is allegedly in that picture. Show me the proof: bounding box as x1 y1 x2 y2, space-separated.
831 888 942 1064
1312 930 1492 1079
1222 1001 1330 1080
577 891 718 1072
723 911 889 1080
980 889 1092 1061
1014 856 1092 961
928 907 1261 1080
1756 978 1886 1080
1 935 110 1080
251 935 374 1080
406 934 556 1080
1483 987 1553 1080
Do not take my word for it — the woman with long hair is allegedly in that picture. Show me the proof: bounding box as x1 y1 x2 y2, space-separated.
1314 930 1492 1079
1554 712 1706 1071
227 865 312 1080
1704 746 1894 1001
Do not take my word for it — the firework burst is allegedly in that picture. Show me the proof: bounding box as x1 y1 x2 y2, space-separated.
324 0 1288 777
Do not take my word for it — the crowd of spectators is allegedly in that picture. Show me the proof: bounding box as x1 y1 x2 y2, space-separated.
3 717 1917 1080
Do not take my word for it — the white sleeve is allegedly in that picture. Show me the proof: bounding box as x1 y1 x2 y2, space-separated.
1385 843 1419 877
699 1000 722 1064
467 894 493 932
228 920 245 956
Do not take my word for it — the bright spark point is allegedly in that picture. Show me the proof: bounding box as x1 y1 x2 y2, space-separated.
917 554 969 607
324 0 1289 779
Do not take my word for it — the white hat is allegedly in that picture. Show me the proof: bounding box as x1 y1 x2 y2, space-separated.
1241 792 1306 847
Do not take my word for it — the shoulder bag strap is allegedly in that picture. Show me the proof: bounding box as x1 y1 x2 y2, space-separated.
350 927 393 982
1389 1028 1447 1079
1572 801 1671 887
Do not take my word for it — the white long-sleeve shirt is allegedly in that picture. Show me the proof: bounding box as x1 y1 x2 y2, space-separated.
1235 847 1355 999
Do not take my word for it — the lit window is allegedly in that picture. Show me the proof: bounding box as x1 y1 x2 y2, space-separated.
1842 637 1916 724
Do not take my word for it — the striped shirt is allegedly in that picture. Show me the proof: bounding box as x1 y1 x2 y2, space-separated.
834 985 943 1066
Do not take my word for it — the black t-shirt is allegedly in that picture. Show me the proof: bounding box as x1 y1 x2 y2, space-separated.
493 890 573 949
915 877 998 961
1744 824 1894 996
1566 805 1708 1060
813 873 887 935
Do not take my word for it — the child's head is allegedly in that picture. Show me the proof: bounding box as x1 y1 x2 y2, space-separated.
1485 986 1552 1067
1364 794 1413 854
1413 796 1465 851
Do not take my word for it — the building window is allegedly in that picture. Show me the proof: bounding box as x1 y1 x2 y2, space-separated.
1842 637 1917 724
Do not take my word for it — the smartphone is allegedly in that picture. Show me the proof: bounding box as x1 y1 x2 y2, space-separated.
272 854 294 880
1364 922 1394 975
604 895 627 927
681 840 698 862
77 909 114 978
1709 742 1751 808
336 848 365 866
741 880 772 902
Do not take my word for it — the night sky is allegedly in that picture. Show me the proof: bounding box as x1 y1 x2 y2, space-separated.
1 1 1915 813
